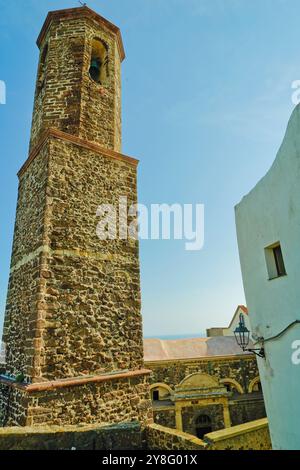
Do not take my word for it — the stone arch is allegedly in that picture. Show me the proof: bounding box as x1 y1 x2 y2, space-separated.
248 376 261 393
178 373 219 389
150 383 173 401
220 378 244 394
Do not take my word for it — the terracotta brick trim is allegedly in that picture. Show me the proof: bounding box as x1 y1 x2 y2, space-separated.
37 6 125 62
0 368 151 393
18 128 139 178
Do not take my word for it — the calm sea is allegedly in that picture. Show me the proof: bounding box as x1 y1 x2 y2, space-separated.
144 333 206 340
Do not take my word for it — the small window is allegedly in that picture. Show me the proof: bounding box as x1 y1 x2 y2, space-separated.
265 242 286 280
273 245 286 277
152 390 159 401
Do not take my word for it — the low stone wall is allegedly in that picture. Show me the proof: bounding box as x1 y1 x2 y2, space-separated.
0 422 143 451
0 371 152 427
146 418 271 451
0 418 271 450
146 423 206 450
205 418 271 450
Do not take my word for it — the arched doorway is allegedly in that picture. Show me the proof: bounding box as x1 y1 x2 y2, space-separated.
195 414 212 439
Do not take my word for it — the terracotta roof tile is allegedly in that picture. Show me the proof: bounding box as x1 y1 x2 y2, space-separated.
144 336 252 362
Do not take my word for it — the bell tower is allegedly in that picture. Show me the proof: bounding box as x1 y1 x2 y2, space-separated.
0 7 152 427
30 6 123 153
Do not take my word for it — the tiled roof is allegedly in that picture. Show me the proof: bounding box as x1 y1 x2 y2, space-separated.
239 305 249 315
144 336 252 362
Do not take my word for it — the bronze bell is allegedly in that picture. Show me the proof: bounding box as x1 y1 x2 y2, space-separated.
90 58 101 82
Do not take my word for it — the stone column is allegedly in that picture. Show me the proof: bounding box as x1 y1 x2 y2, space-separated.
222 399 231 428
175 404 183 431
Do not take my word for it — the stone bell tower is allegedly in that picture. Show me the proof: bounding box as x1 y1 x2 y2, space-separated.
0 7 152 427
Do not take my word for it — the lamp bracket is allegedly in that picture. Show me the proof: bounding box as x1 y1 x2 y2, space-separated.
243 347 265 358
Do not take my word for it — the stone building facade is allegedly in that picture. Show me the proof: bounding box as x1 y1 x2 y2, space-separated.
0 6 152 427
144 337 266 438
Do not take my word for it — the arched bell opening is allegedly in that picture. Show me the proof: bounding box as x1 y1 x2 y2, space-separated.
89 38 109 85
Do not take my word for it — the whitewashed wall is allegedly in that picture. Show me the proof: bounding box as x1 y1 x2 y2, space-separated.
235 104 300 450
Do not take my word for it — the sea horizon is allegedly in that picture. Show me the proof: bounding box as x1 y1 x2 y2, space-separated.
144 333 206 340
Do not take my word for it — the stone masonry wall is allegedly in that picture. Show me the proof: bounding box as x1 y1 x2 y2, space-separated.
147 357 265 433
30 11 122 153
182 404 224 435
0 385 30 427
0 422 143 450
204 418 271 450
38 136 142 380
2 143 50 377
147 356 260 395
3 134 143 382
146 424 206 451
153 408 176 429
0 419 271 450
152 399 266 437
146 420 271 451
229 394 266 426
0 373 152 428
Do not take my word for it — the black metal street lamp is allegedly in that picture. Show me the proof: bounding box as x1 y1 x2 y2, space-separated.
234 316 265 358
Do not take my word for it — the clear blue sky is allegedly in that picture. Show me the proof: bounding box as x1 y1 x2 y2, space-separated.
0 0 298 337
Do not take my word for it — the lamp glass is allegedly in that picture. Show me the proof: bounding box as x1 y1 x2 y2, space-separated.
234 321 250 349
